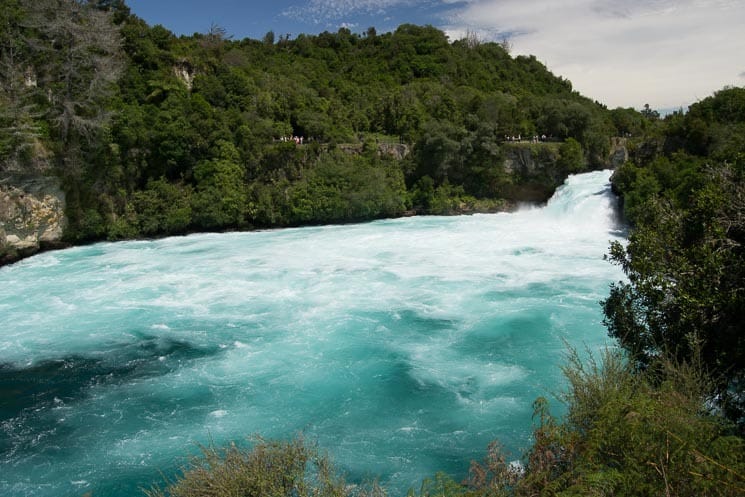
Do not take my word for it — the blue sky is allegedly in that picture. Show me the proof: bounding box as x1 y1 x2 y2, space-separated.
125 0 448 40
125 0 745 111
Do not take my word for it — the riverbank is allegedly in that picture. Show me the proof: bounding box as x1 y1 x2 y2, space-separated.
1 138 627 267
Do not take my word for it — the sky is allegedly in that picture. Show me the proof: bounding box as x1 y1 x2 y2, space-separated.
125 0 745 111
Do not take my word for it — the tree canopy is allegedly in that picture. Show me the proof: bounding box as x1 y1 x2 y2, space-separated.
604 87 745 424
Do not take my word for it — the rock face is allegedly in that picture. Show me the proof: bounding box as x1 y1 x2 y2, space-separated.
174 60 195 90
501 143 563 202
377 143 410 160
502 143 561 177
608 137 629 167
0 174 67 264
338 142 410 160
500 138 629 203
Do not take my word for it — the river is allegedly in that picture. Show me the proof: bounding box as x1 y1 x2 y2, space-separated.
0 170 625 496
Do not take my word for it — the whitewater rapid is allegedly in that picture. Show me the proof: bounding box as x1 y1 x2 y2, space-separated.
0 170 625 497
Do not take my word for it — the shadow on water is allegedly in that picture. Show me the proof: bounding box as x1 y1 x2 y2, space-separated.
359 309 458 337
0 336 221 423
600 183 631 238
592 185 612 196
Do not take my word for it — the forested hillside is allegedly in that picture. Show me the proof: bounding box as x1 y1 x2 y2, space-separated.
1 0 631 258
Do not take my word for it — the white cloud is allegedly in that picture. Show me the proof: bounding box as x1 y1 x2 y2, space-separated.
442 0 745 109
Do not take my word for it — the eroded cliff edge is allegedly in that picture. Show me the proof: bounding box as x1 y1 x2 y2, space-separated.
0 174 67 265
500 137 628 203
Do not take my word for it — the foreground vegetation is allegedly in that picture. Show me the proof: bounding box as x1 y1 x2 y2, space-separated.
605 86 745 425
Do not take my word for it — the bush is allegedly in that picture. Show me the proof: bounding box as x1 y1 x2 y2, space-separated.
505 349 745 497
144 437 349 497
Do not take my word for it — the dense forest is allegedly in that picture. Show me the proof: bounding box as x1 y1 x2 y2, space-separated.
2 1 744 496
1 0 638 253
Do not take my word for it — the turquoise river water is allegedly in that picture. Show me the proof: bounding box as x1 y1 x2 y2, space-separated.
0 170 626 496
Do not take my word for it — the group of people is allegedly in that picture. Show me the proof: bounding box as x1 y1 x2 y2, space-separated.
277 133 556 145
504 134 549 143
279 135 305 144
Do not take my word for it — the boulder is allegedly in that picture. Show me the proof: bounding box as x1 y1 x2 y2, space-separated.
0 174 67 264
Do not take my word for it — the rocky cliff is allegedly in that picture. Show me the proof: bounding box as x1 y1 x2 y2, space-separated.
501 142 563 202
0 174 67 265
608 137 629 167
500 138 628 203
337 142 411 160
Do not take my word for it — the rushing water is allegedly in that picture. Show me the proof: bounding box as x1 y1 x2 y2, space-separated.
0 170 625 497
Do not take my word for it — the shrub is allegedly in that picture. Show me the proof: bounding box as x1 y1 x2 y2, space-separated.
144 437 349 497
509 348 745 497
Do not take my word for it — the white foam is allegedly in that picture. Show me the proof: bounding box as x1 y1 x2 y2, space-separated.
0 171 626 496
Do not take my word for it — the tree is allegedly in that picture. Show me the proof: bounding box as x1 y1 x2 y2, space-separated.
557 137 584 174
604 163 745 424
0 0 40 164
413 119 465 184
144 437 350 497
499 35 512 54
22 0 124 159
641 103 660 120
200 22 231 55
86 0 130 23
191 140 247 228
132 178 193 235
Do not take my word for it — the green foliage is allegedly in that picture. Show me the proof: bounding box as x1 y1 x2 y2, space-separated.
409 472 469 497
144 437 349 497
191 141 248 229
465 440 521 497
132 178 193 235
557 138 584 174
288 151 408 223
471 349 745 497
414 119 466 183
605 87 745 424
3 2 624 240
609 107 646 136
